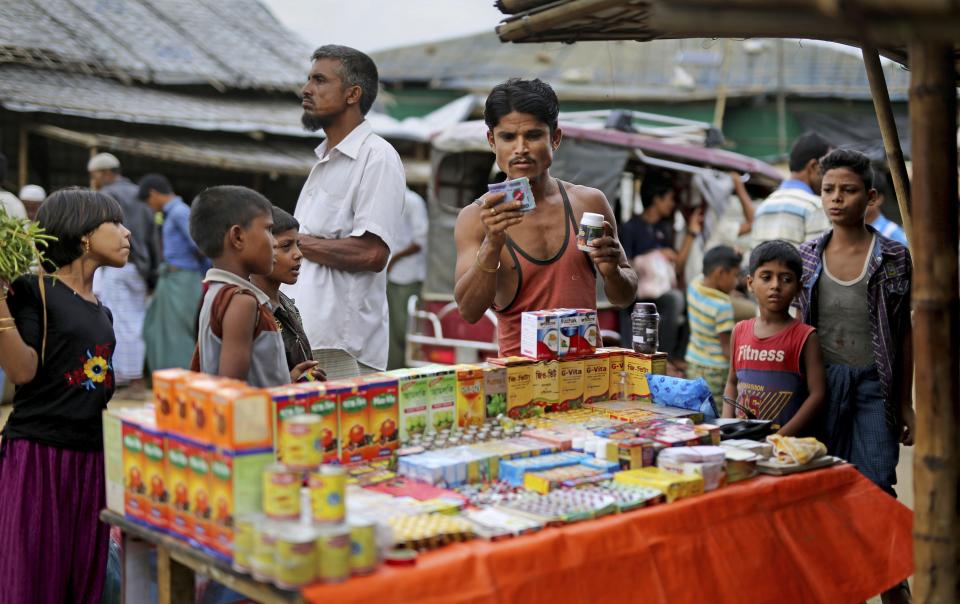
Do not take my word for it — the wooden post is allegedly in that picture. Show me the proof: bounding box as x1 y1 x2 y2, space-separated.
861 44 913 245
17 126 28 190
909 40 960 604
156 545 194 604
775 39 787 156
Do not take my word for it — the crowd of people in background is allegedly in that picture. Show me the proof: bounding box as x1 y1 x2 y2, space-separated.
0 43 914 602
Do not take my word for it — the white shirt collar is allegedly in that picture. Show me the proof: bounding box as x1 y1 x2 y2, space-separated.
314 120 373 161
203 268 271 306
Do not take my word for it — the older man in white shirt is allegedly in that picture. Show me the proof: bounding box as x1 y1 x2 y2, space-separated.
284 45 406 379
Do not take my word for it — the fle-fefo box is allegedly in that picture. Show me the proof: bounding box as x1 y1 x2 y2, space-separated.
625 352 669 400
489 357 537 420
520 311 559 360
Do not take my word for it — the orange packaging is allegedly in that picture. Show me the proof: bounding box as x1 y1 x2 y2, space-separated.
357 374 399 460
209 447 274 559
165 435 193 540
583 351 609 404
121 417 148 524
558 358 585 411
332 380 366 464
455 365 485 428
186 377 225 444
140 422 169 531
187 442 215 549
210 385 273 450
301 382 342 464
152 368 197 434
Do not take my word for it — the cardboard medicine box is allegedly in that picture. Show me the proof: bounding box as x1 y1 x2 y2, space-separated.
520 311 559 360
558 358 585 411
397 369 430 441
208 447 274 559
583 352 609 405
532 360 560 413
455 365 486 427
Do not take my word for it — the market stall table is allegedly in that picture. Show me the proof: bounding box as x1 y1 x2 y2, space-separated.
100 510 304 604
303 465 912 604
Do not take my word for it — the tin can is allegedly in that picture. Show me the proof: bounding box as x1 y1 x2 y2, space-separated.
263 463 301 520
250 520 279 582
281 414 323 470
273 526 318 589
232 513 261 573
316 525 351 583
349 519 378 575
309 465 346 524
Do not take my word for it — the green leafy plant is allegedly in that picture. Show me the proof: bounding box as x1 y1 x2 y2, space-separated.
0 208 56 290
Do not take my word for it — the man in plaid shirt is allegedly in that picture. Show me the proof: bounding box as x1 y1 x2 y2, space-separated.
795 149 914 499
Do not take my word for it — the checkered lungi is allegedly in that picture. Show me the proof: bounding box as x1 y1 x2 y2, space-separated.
93 264 147 383
823 365 900 496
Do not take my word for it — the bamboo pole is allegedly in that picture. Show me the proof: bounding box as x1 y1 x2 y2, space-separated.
861 43 913 245
17 126 28 190
712 39 732 129
909 40 960 604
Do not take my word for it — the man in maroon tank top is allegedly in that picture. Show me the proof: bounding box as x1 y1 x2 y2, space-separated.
453 78 638 356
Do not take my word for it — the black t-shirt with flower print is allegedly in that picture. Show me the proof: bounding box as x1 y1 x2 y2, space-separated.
3 275 116 451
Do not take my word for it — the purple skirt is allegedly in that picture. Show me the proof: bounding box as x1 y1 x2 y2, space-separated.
0 438 108 604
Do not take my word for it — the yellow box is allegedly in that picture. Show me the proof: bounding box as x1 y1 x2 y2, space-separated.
583 353 609 405
599 347 629 400
614 467 704 502
532 360 560 413
558 358 584 411
455 365 486 428
625 352 669 400
490 357 538 420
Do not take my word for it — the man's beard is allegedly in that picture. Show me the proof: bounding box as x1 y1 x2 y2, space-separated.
301 111 333 132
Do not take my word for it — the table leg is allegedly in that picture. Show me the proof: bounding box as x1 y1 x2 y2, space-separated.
120 533 152 604
157 545 195 604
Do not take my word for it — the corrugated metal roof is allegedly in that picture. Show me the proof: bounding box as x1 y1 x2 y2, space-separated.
371 32 911 101
0 66 479 142
0 0 310 90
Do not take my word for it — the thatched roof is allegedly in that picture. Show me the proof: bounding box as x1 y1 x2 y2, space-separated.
0 0 310 91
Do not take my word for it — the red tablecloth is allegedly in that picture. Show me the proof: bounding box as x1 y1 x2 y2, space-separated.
303 465 912 604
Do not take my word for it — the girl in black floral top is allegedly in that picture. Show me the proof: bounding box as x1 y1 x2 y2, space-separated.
0 188 129 603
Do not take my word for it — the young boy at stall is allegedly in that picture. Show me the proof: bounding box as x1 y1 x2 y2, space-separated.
796 149 914 496
723 240 826 436
686 245 741 410
0 188 130 603
250 206 318 372
188 186 318 386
